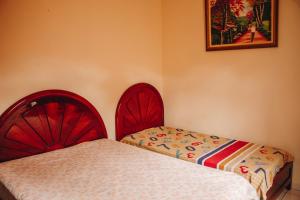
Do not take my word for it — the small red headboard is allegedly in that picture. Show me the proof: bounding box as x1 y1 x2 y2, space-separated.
115 83 164 141
0 90 107 162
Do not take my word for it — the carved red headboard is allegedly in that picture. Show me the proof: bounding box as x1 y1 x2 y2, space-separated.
0 90 107 162
115 83 164 141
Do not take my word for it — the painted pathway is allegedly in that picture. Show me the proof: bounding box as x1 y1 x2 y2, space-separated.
234 30 268 44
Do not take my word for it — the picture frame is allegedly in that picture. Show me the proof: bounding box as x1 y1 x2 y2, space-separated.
205 0 278 51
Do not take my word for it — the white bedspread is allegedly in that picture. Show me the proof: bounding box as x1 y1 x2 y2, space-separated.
0 139 259 200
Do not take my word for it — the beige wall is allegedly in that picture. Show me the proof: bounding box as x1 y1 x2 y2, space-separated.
162 0 300 189
0 0 163 138
1 0 299 190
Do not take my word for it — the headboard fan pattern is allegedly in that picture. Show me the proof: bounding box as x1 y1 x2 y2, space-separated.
0 90 107 162
115 83 164 141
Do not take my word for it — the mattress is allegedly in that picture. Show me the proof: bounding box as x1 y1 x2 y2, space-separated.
121 126 293 200
0 139 258 200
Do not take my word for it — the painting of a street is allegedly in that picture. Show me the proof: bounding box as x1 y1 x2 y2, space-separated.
206 0 278 50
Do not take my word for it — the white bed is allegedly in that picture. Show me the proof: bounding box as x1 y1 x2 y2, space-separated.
0 139 258 200
0 90 258 200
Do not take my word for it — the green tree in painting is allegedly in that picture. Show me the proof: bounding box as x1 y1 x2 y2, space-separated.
210 0 246 44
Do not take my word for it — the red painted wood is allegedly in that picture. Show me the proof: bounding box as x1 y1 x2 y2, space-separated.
0 90 107 162
115 83 164 141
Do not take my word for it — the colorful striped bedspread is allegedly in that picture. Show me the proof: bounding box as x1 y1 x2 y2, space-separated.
121 126 293 200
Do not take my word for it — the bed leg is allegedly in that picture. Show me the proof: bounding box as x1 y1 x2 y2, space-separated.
287 163 293 190
286 181 292 190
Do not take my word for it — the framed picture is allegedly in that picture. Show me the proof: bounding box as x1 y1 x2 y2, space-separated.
205 0 278 51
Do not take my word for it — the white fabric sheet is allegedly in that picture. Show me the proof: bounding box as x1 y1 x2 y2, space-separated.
0 139 259 200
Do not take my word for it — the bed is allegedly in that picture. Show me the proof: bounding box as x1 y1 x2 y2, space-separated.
115 83 294 200
0 90 258 200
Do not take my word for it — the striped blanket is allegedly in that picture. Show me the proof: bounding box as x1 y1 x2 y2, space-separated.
121 126 293 200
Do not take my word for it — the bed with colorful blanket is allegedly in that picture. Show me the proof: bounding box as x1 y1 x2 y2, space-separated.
115 83 294 200
121 126 293 200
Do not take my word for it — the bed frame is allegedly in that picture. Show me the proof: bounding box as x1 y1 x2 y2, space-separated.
115 82 293 200
0 90 107 162
115 83 164 141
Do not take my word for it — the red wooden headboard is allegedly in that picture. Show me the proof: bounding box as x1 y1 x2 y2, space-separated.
0 90 107 162
115 83 164 141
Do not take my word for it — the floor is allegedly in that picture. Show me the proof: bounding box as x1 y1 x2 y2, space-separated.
280 189 300 200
